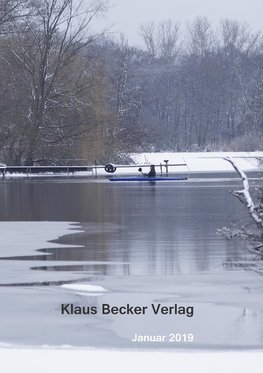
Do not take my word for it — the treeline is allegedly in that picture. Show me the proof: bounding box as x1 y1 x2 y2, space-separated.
0 1 263 165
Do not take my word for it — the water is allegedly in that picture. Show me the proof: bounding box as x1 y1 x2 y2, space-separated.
0 178 248 275
0 177 262 349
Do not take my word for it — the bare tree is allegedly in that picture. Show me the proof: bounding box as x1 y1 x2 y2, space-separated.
141 19 181 60
9 0 107 164
140 22 156 56
218 19 263 57
157 20 181 60
0 0 28 33
186 16 215 57
106 37 142 154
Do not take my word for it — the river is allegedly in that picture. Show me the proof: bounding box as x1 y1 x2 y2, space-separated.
0 176 262 349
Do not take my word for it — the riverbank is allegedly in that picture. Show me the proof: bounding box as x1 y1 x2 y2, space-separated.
0 348 262 373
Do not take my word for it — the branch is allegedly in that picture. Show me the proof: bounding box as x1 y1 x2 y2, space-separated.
229 189 245 205
224 157 263 228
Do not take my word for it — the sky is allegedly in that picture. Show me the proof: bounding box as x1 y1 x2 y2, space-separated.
97 0 263 46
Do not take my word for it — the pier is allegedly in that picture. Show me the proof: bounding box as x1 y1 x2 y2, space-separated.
1 165 92 179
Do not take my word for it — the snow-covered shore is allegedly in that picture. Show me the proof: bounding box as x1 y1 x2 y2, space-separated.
2 152 263 178
93 151 263 176
130 151 263 162
0 348 263 373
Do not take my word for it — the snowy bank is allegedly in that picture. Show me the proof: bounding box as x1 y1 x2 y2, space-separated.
93 151 263 176
0 348 263 373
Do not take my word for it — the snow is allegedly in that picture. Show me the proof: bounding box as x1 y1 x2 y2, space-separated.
0 221 84 258
2 152 263 178
0 348 263 373
0 225 262 370
3 171 92 178
61 284 107 293
1 270 263 348
93 151 263 176
130 151 263 163
130 151 263 173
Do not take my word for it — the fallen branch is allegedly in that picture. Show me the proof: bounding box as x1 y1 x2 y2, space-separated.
224 157 263 229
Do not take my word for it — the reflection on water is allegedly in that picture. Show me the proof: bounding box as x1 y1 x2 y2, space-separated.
0 178 263 349
0 179 250 275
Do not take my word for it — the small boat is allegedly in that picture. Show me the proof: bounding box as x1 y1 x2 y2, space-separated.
108 176 187 182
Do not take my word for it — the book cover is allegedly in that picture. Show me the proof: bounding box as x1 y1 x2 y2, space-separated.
0 1 263 372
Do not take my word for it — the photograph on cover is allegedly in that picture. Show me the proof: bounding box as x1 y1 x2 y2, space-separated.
0 0 263 368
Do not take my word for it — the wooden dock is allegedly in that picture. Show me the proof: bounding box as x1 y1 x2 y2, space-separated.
1 165 92 179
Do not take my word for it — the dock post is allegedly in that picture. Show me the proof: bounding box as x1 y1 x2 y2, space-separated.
94 160 97 179
164 160 169 176
183 157 191 179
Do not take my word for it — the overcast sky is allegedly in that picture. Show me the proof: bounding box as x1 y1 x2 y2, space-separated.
98 0 263 46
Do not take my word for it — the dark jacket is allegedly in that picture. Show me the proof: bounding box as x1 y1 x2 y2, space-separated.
146 166 156 177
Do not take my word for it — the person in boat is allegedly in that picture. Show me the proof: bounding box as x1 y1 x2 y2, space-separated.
142 164 156 177
147 164 156 177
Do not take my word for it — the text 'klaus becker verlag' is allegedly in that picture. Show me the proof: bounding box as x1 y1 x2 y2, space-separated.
60 303 194 317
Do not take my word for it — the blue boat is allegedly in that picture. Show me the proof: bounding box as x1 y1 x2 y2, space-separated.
108 176 187 182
